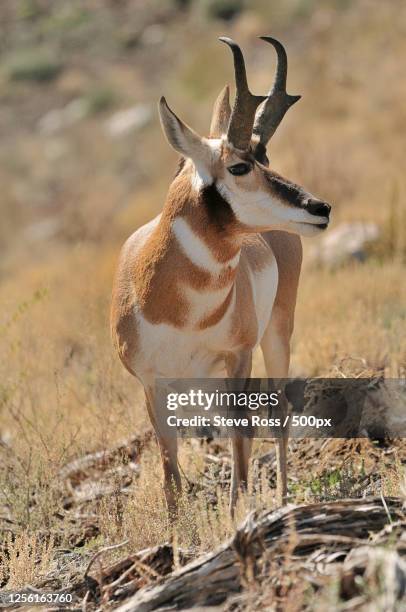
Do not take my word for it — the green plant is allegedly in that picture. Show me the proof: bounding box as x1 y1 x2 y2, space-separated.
85 88 116 115
6 53 63 83
17 0 43 20
202 0 244 21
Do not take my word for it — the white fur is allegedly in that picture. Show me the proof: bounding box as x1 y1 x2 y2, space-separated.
204 137 222 153
184 283 233 327
217 183 328 232
172 217 240 272
131 257 278 383
134 310 231 380
129 232 278 384
191 166 211 190
248 254 278 342
190 138 222 190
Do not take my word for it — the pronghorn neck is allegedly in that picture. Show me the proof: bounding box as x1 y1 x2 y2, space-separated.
133 169 242 329
164 164 243 271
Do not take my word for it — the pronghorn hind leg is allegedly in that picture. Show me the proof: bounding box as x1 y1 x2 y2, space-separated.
230 436 253 516
145 387 181 516
226 350 253 516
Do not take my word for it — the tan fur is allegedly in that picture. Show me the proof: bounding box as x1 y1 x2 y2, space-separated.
242 233 275 273
111 157 305 511
230 255 259 348
209 85 231 138
111 246 140 376
196 234 274 337
197 286 234 330
111 91 329 516
129 172 239 328
187 208 240 264
265 232 302 324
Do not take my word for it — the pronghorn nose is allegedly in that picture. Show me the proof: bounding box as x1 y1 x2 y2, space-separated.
306 198 331 218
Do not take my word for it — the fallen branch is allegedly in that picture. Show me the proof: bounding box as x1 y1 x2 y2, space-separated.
60 432 153 486
114 497 405 611
84 540 130 579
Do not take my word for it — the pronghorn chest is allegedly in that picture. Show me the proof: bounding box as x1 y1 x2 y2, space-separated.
132 243 278 380
119 210 278 380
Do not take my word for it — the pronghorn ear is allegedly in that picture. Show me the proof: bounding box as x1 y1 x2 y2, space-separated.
209 85 231 137
159 97 211 165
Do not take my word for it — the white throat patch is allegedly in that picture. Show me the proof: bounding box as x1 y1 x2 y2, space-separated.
172 217 240 273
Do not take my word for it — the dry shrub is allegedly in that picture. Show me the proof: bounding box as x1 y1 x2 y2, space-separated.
0 532 55 589
96 441 280 555
379 453 405 498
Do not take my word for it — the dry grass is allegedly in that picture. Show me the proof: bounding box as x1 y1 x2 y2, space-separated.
0 532 55 589
95 442 281 555
0 0 405 602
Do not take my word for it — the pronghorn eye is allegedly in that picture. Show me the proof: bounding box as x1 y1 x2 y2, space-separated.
228 163 251 176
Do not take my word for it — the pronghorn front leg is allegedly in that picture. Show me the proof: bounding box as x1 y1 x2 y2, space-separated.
226 350 253 516
261 232 302 505
260 309 294 505
145 387 181 516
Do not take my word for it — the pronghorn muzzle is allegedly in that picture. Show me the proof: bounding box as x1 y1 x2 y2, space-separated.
305 198 331 227
264 170 331 225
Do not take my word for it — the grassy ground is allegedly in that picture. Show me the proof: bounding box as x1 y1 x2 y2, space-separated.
0 0 405 606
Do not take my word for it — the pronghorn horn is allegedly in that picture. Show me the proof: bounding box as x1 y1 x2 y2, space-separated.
253 36 301 151
209 84 231 138
219 37 267 151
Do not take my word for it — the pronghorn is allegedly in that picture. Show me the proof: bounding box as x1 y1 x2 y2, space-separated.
111 36 331 514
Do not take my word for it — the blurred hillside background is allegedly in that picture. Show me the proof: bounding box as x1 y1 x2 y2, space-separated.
1 0 406 443
0 0 405 594
1 0 406 441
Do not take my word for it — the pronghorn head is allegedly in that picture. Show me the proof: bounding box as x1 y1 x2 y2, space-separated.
159 36 331 237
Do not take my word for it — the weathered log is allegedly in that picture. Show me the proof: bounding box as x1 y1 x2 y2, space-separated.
59 432 153 509
115 497 405 612
339 546 406 607
59 432 153 486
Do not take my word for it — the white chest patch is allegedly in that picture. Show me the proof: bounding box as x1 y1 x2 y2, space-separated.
183 283 233 327
134 311 230 381
248 257 278 342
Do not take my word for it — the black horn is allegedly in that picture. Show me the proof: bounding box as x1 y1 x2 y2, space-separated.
219 37 266 150
253 36 301 151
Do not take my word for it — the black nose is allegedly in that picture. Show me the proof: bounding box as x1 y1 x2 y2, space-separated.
306 198 331 218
